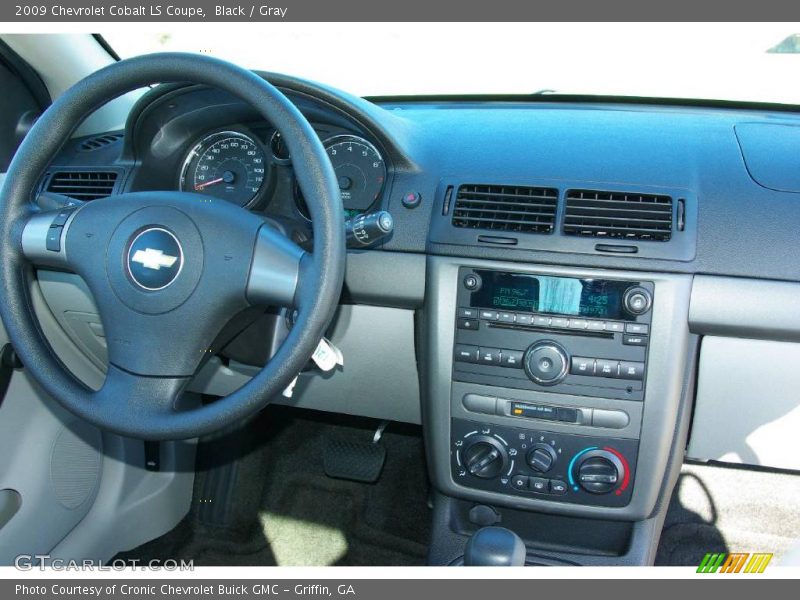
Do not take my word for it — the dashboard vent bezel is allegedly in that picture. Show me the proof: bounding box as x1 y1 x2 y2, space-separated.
562 189 674 242
45 170 120 201
79 133 124 152
451 183 559 234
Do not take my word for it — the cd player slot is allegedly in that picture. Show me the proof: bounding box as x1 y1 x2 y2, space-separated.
486 321 613 339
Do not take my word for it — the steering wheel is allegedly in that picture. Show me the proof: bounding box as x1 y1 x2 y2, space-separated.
0 53 345 440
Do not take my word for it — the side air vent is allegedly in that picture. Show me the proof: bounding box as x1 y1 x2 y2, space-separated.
46 171 119 201
563 189 673 241
79 133 123 151
451 184 558 234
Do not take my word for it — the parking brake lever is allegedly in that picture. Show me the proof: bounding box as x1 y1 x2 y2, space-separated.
345 211 393 249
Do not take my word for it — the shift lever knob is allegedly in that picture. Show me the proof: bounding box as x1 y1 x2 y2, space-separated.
463 526 526 566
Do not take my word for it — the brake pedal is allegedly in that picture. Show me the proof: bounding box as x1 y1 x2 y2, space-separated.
323 421 388 483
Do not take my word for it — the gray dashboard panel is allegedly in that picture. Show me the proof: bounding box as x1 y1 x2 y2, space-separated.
423 255 693 521
687 336 800 471
191 304 422 424
690 275 800 342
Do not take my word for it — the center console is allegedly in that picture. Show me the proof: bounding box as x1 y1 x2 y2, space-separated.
423 257 694 533
451 268 651 508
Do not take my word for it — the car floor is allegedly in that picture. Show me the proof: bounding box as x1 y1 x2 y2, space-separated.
117 405 431 566
655 461 800 566
117 406 800 567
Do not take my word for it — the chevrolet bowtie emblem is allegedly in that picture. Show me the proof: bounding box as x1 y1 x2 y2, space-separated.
131 248 179 271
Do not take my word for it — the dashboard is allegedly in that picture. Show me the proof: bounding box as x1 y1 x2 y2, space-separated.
33 71 800 566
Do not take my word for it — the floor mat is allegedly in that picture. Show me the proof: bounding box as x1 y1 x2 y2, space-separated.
117 406 431 566
656 461 800 566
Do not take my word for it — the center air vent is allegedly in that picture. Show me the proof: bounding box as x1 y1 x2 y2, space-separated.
45 171 119 201
451 184 558 234
563 190 673 241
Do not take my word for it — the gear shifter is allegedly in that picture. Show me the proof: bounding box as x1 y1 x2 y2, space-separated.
463 526 526 566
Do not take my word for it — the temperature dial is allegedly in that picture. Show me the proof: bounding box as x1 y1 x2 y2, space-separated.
462 437 509 479
571 448 627 494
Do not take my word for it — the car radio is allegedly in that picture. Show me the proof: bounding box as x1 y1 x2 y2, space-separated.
453 268 653 403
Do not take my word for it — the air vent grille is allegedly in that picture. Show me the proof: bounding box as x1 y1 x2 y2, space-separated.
563 189 673 241
46 171 119 201
452 184 558 234
79 133 123 152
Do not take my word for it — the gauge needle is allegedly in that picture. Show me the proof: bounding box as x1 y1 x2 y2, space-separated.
194 177 224 191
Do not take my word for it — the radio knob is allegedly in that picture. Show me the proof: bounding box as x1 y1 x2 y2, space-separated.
623 286 652 316
463 438 508 479
526 444 558 473
524 341 569 386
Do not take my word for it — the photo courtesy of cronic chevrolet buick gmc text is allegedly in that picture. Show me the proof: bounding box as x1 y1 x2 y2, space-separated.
0 28 799 568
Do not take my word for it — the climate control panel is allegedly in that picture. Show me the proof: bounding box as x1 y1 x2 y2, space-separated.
451 418 638 507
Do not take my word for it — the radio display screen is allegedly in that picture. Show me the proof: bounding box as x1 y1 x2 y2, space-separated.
470 271 637 320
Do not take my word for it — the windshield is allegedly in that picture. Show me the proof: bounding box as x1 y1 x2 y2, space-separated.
105 23 800 105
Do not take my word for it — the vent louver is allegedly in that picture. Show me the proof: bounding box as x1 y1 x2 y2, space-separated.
46 171 119 201
563 189 673 241
79 133 123 151
451 184 558 234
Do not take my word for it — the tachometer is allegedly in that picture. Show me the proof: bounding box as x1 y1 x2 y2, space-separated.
295 134 386 220
324 135 386 210
179 131 267 207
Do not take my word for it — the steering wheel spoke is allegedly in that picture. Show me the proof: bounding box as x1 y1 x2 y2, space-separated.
93 365 193 430
20 204 82 270
246 224 307 308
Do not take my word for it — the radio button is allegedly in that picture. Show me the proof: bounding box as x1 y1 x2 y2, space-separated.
592 409 630 429
462 393 497 415
454 344 479 363
596 359 619 378
625 323 649 335
463 273 481 290
479 309 498 321
477 347 502 365
570 356 596 376
568 319 588 330
498 311 516 323
457 318 479 330
623 334 648 346
458 307 478 319
605 322 624 333
500 349 524 368
623 286 652 315
551 317 569 329
587 320 606 332
524 342 569 385
618 361 645 380
515 313 533 326
533 315 551 327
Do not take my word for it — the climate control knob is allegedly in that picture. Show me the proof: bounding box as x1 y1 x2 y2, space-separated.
463 437 508 479
524 341 569 386
526 443 558 473
574 449 625 494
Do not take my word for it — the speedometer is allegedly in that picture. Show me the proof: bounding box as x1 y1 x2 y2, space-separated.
179 131 267 207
